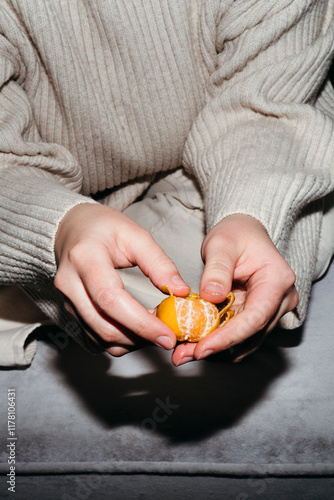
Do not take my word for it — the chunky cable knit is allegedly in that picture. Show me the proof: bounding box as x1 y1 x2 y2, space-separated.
0 0 333 338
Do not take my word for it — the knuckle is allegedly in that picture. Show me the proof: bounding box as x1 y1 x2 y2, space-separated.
269 264 295 289
244 308 269 333
135 316 151 337
227 325 246 348
201 232 224 259
139 226 152 240
263 291 281 311
96 322 124 343
54 270 66 292
150 251 173 271
96 287 120 311
205 233 224 252
251 315 267 333
132 225 153 246
98 328 117 343
283 266 296 288
67 242 88 266
205 260 231 277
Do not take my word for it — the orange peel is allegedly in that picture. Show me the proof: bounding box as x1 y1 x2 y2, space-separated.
156 286 234 342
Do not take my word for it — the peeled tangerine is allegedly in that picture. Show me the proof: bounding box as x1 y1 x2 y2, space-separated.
156 286 235 343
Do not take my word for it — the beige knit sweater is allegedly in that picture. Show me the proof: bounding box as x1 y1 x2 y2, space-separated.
0 0 334 348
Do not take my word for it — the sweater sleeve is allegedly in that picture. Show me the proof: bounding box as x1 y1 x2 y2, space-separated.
0 32 97 285
183 0 334 254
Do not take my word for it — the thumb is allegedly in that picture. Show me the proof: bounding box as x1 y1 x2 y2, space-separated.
199 228 236 303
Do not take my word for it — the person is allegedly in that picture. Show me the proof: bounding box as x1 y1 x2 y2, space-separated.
0 0 333 367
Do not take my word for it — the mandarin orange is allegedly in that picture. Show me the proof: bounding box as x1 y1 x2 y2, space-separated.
156 286 234 342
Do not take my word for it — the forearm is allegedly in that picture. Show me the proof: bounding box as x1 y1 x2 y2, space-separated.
0 167 97 284
184 0 334 241
182 0 334 328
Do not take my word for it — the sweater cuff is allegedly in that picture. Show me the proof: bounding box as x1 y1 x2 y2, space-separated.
0 169 98 284
0 324 40 367
200 117 334 251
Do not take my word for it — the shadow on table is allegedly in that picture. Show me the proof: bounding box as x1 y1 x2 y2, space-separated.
48 324 304 443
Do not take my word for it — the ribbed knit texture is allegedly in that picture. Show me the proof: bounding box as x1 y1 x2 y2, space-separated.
0 0 333 339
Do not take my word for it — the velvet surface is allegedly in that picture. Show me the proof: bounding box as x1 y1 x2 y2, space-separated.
1 475 334 500
0 259 334 500
2 332 332 467
0 178 334 497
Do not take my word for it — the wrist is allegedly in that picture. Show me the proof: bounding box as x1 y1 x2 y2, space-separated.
54 202 96 264
217 213 268 231
207 213 269 243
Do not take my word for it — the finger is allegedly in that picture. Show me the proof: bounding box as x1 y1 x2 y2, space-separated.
230 330 267 363
171 342 197 366
56 259 176 350
58 269 141 346
64 297 151 349
173 285 298 365
126 230 190 297
106 343 147 357
63 298 112 349
193 278 295 360
231 287 298 362
65 299 145 356
262 284 299 334
106 346 132 357
65 296 150 356
199 232 236 303
78 255 177 349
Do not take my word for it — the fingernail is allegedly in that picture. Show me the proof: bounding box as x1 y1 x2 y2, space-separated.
204 282 224 295
156 336 174 350
176 356 194 366
197 349 215 360
171 275 188 288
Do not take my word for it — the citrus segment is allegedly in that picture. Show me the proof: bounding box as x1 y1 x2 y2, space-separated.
156 288 234 342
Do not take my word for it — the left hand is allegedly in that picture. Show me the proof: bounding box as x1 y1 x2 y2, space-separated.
172 214 299 366
54 203 190 357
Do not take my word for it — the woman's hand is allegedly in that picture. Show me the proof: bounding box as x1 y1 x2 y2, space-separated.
172 214 299 366
54 203 190 356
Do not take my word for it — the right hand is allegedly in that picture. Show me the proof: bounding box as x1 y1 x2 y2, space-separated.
54 203 190 356
172 214 298 366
